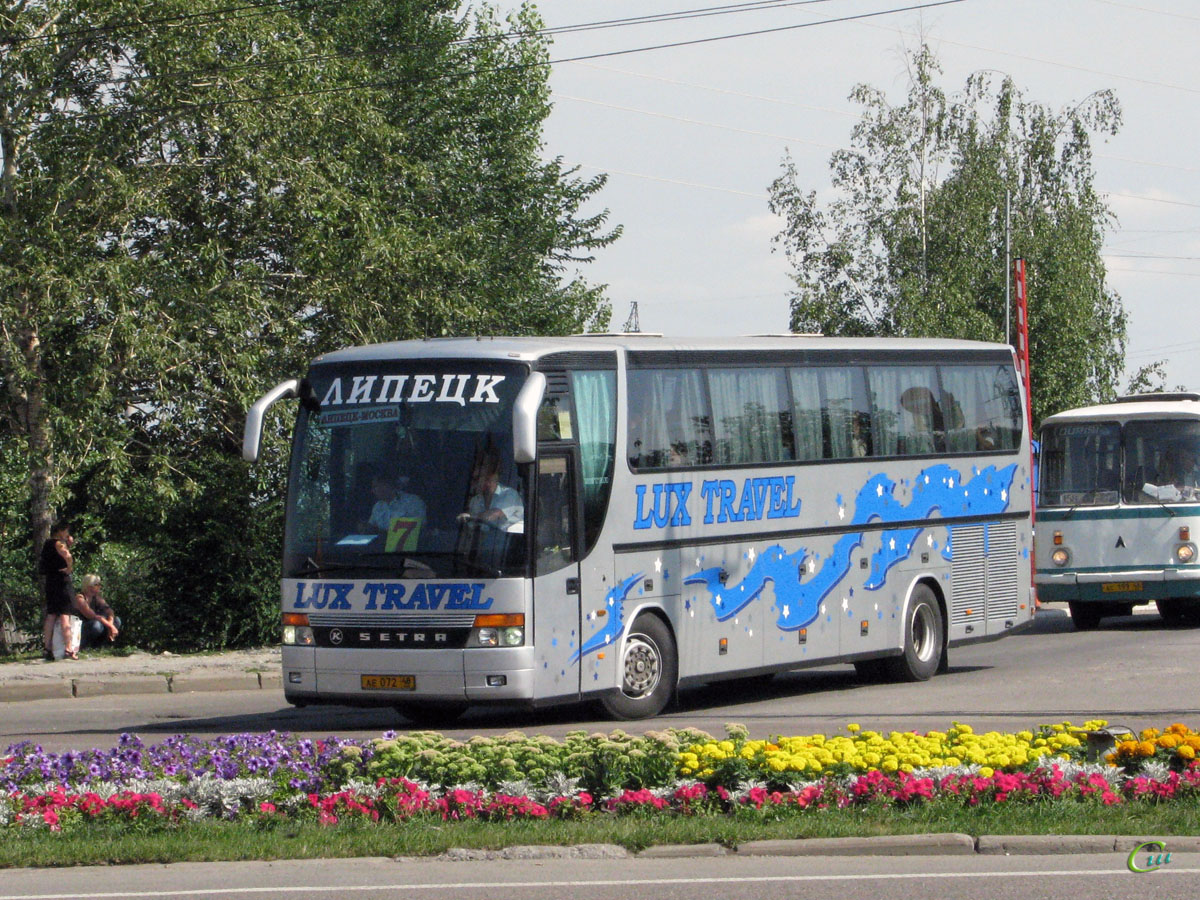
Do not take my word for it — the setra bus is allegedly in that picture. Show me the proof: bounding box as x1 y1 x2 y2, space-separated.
1035 392 1200 629
243 335 1035 721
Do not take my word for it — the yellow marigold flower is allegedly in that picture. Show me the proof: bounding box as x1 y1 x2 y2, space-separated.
979 767 994 777
1137 741 1157 758
846 723 861 733
1179 745 1196 761
1141 728 1161 742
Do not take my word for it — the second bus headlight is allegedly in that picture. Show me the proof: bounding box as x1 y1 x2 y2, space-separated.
1051 548 1070 567
1177 543 1196 563
473 614 525 647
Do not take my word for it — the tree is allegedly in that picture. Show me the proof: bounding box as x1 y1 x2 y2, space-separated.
768 45 1126 425
0 1 617 642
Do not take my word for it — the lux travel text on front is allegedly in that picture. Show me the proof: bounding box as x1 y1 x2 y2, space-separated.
291 581 494 611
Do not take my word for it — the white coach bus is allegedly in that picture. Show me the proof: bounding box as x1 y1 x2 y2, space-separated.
1035 392 1200 629
243 336 1035 722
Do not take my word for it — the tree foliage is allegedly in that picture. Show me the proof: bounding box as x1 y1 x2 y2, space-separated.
0 0 618 645
769 45 1126 425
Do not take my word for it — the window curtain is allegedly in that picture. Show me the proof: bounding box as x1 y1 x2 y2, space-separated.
789 369 824 461
572 370 616 504
710 369 788 464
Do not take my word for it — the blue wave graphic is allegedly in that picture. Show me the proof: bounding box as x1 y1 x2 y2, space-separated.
571 572 643 663
684 464 1016 631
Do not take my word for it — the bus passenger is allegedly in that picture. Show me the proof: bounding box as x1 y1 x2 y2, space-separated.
460 449 523 531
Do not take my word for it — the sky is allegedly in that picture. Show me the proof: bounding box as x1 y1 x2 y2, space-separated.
495 0 1200 394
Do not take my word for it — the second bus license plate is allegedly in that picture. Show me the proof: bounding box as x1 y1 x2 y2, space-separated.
361 674 416 691
1101 582 1143 593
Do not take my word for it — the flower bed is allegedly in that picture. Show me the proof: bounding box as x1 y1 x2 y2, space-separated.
4 721 1200 833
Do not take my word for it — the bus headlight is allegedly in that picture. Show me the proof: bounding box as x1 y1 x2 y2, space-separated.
1177 543 1196 563
282 613 314 646
1051 548 1070 567
473 614 525 647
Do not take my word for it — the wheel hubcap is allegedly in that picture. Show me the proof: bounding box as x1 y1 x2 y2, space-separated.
912 603 936 662
621 635 661 698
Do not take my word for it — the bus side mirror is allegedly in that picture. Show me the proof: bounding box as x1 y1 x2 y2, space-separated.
243 379 299 462
513 372 547 465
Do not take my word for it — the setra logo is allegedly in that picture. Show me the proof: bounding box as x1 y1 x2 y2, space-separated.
1127 840 1172 873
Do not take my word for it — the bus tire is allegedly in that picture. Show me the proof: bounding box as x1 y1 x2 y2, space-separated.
885 585 943 682
393 701 469 727
1069 602 1103 631
1157 598 1200 626
600 614 677 720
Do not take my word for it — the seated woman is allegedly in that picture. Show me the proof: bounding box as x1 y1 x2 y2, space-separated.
74 574 120 650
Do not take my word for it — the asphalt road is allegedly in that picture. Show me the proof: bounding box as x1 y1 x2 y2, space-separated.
4 607 1197 752
3 851 1199 900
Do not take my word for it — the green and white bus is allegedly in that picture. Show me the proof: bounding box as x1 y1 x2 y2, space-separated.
1035 392 1200 629
244 336 1035 721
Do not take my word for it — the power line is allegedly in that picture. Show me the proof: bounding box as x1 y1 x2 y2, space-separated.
46 0 848 92
51 0 969 124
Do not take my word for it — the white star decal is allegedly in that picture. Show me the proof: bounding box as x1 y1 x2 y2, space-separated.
654 557 662 573
1001 489 1008 502
782 604 790 618
877 484 885 497
841 596 849 611
838 505 846 520
889 538 896 551
748 547 757 562
926 534 934 546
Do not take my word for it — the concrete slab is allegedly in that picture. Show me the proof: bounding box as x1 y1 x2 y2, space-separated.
977 834 1120 855
637 843 729 858
73 676 170 697
169 674 262 693
738 833 976 856
0 681 75 702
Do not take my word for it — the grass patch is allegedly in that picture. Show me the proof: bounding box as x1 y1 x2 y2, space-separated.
4 801 1197 868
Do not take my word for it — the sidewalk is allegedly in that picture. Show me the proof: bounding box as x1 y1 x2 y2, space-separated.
0 647 281 703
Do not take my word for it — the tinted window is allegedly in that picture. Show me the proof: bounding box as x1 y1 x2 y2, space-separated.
709 368 793 464
868 366 943 456
628 369 712 470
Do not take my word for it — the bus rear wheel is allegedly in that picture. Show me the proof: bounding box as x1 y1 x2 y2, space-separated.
600 614 677 720
885 585 943 682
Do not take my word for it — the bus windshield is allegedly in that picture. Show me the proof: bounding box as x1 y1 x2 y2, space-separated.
1124 419 1200 504
1039 421 1121 507
283 360 531 579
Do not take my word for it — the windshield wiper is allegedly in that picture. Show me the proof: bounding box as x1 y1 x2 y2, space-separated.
294 558 361 577
358 554 438 579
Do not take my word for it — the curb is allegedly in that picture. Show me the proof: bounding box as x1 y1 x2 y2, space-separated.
442 834 1198 861
0 671 281 703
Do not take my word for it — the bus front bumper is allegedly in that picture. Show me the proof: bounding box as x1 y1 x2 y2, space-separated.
1035 568 1200 603
280 646 537 706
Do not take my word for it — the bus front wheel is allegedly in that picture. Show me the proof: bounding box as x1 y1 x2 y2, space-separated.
600 614 677 720
886 585 944 682
1069 602 1103 630
393 701 469 727
1157 598 1200 626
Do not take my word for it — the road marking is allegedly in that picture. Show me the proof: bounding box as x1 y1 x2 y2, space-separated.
5 868 1200 899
